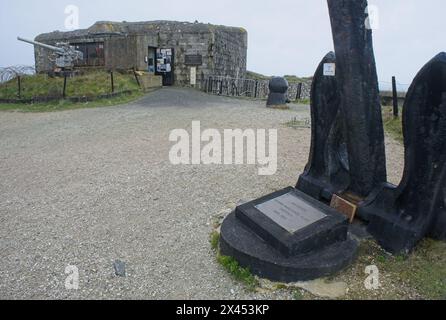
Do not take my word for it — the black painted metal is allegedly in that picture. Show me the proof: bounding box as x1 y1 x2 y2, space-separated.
266 77 289 107
297 52 350 202
358 53 446 253
63 75 67 99
110 71 115 93
392 76 399 118
296 82 302 101
327 0 387 197
17 76 21 99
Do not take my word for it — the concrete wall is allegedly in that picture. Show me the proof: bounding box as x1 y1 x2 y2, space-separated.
105 35 137 70
34 21 248 87
135 34 159 71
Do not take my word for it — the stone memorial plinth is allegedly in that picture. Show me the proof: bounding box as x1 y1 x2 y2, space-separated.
220 188 357 282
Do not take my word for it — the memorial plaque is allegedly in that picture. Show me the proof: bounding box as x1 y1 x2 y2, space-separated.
330 194 358 223
185 54 203 66
255 192 327 234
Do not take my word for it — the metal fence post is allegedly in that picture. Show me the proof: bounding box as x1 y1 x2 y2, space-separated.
392 76 399 118
63 74 67 99
254 80 258 98
296 83 303 101
17 76 21 99
110 71 115 93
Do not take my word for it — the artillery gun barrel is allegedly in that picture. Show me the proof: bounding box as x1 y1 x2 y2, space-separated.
17 37 64 53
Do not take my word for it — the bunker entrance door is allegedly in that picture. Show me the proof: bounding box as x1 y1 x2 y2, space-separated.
147 47 156 73
155 48 174 86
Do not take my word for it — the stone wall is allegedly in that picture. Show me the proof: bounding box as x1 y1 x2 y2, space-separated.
212 28 248 80
156 30 212 86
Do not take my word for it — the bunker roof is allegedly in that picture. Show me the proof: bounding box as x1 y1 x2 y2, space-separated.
36 20 247 42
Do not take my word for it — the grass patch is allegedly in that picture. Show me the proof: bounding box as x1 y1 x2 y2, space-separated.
246 71 271 81
246 71 312 84
210 230 259 290
382 106 403 143
210 231 220 251
0 71 140 100
285 117 311 128
217 254 259 290
0 70 147 112
335 239 446 300
0 91 145 113
295 98 310 105
284 75 308 84
292 290 304 300
379 239 446 299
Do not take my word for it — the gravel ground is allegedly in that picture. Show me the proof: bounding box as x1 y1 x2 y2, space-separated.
0 88 404 300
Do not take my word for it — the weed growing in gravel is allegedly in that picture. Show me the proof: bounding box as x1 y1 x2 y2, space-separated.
335 239 446 299
296 98 310 105
210 231 259 290
210 231 220 251
380 239 446 299
217 255 259 291
285 117 311 129
292 290 304 300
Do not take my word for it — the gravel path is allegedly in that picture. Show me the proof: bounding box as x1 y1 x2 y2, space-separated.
0 88 404 300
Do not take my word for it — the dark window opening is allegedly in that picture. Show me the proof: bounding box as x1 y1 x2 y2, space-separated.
72 42 105 67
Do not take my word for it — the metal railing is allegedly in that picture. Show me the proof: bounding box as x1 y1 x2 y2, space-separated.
202 76 311 101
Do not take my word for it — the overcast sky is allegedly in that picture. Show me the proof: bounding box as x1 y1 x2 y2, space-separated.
1 0 444 89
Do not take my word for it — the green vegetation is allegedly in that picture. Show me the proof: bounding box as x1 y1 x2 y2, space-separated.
284 75 307 84
217 254 259 290
377 239 446 299
0 91 144 113
285 117 311 128
285 106 404 141
296 98 310 105
292 290 304 300
246 71 312 84
0 71 145 112
210 230 259 290
0 71 140 99
210 231 220 251
246 71 271 81
382 106 404 142
332 239 446 300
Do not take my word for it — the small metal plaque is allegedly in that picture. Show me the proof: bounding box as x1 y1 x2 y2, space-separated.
255 192 327 234
185 54 203 66
330 195 357 223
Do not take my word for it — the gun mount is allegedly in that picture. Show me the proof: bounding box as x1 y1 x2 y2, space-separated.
17 37 83 70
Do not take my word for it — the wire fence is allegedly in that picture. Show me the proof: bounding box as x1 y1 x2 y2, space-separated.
378 80 410 93
201 76 312 101
202 76 409 107
0 67 142 103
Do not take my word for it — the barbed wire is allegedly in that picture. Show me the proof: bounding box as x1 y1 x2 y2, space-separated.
0 65 36 83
